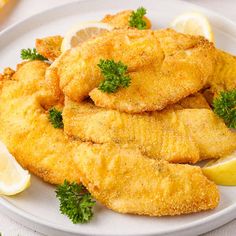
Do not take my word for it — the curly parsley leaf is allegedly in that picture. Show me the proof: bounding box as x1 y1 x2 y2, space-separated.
213 89 236 128
98 59 131 93
21 48 47 61
56 180 95 224
129 7 147 30
48 107 64 129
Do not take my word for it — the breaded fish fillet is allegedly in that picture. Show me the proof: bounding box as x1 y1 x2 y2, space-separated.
200 50 236 105
36 36 63 61
35 10 151 61
36 35 236 108
0 61 81 184
76 142 219 216
0 61 220 216
57 29 162 101
54 29 216 112
0 67 15 81
210 49 236 95
63 96 236 164
101 10 151 29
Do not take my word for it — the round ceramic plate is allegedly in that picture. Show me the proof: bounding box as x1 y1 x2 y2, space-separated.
0 0 236 235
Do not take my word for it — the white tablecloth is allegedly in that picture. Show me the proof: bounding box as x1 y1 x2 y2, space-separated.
0 0 236 235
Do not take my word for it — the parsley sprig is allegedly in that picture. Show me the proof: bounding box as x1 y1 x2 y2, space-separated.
49 107 64 129
213 89 236 128
98 59 131 93
21 48 47 61
56 180 95 224
129 7 147 30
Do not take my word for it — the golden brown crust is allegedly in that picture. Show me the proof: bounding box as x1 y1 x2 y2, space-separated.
0 67 15 90
89 34 216 113
35 35 63 61
53 29 216 113
34 10 152 62
0 67 15 80
42 57 65 108
0 61 81 184
63 97 236 164
63 98 199 164
102 10 151 29
209 49 236 96
0 61 221 215
75 143 219 216
0 10 232 218
57 29 162 103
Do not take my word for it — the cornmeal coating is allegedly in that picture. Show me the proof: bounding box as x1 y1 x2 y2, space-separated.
75 143 219 216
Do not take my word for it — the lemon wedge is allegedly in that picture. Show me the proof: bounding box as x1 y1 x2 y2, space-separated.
61 22 113 52
202 152 236 186
0 141 30 195
170 12 214 43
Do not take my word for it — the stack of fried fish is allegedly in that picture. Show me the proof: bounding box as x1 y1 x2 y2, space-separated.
1 10 236 216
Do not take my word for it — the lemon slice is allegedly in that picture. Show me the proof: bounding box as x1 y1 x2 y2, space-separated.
0 141 30 195
202 152 236 186
61 22 113 52
170 12 214 42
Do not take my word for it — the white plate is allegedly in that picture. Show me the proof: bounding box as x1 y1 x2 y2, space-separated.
0 0 236 235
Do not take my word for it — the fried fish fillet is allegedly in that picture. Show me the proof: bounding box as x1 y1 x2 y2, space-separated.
36 36 63 61
0 61 220 215
63 96 236 164
210 49 236 95
0 67 15 81
101 10 151 29
54 29 216 113
36 35 236 108
76 142 219 216
0 61 81 184
35 10 151 61
200 50 236 105
57 29 161 101
42 57 65 107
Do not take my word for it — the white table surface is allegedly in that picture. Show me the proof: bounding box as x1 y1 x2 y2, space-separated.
0 0 236 235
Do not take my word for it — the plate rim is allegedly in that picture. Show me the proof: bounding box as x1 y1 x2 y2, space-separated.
1 196 236 236
0 0 236 235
